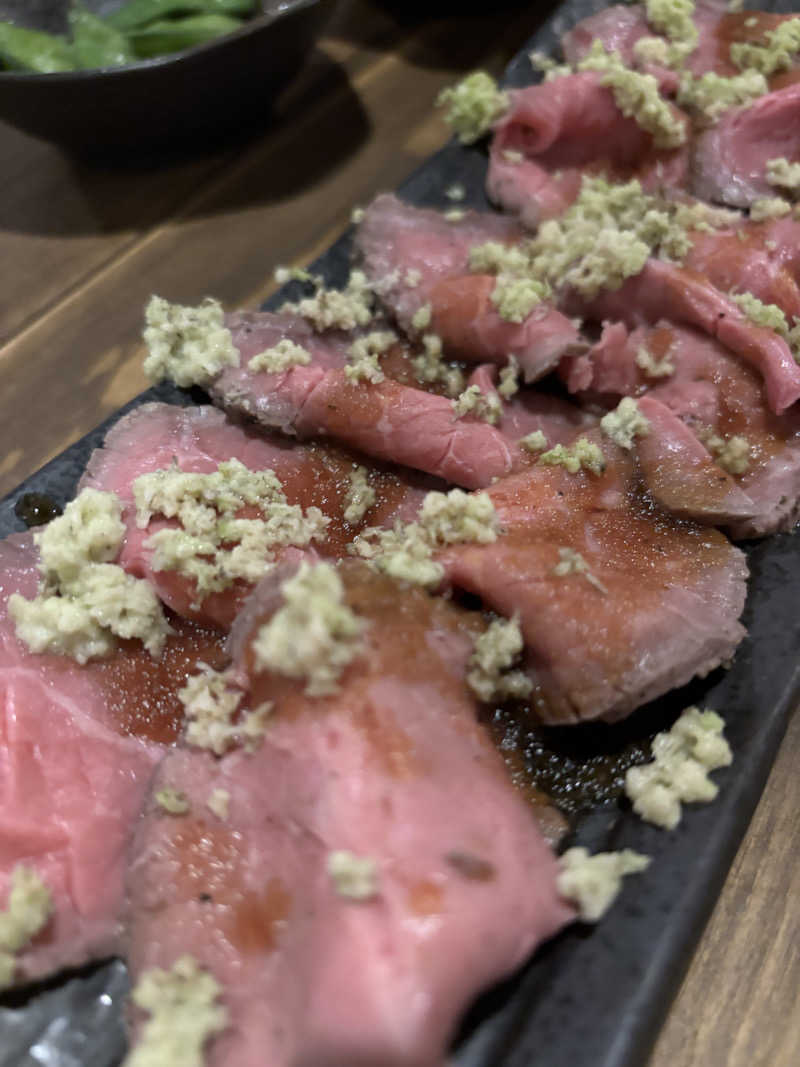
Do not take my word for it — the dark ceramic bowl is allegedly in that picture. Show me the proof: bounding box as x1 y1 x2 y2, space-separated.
0 0 331 154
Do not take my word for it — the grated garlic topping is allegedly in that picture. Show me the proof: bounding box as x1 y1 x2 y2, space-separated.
122 956 228 1067
600 397 651 449
155 789 190 815
750 196 792 222
731 18 800 77
553 547 608 594
133 460 329 602
558 848 650 922
280 270 374 332
328 851 379 900
0 866 52 991
466 616 532 703
247 338 312 374
349 488 498 588
519 429 548 453
437 71 509 144
143 296 240 388
498 356 520 399
538 437 606 475
252 562 366 697
728 289 800 359
411 333 465 398
9 488 169 664
180 665 272 756
625 706 732 829
766 156 800 193
698 428 751 475
676 69 767 122
344 329 397 385
343 465 376 525
636 343 675 378
206 789 230 821
452 384 503 425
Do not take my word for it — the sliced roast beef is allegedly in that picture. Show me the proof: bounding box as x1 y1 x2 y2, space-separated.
354 194 582 380
124 562 573 1067
438 431 748 724
0 533 226 988
487 72 689 228
563 321 800 537
685 214 800 321
692 83 800 208
568 257 800 413
82 402 438 630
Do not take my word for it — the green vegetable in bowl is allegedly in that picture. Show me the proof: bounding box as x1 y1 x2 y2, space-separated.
0 22 75 73
106 0 258 33
69 4 136 68
127 13 245 57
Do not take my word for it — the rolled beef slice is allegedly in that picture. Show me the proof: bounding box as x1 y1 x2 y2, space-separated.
123 562 573 1067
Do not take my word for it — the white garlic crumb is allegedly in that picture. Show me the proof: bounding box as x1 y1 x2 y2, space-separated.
636 344 675 378
498 356 520 399
538 437 606 475
155 789 190 815
411 303 432 332
557 848 650 922
452 384 503 425
123 955 228 1067
248 339 312 374
600 397 651 449
343 465 376 525
143 296 239 388
552 547 608 594
206 789 230 821
180 665 272 756
625 706 733 830
519 429 548 453
327 851 379 900
0 866 52 991
467 616 532 703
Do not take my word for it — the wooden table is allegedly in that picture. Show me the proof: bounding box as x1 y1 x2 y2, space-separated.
0 2 797 1063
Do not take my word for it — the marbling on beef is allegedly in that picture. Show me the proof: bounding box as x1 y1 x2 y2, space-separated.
691 83 800 208
562 322 800 537
439 430 748 724
124 562 573 1067
82 403 437 629
0 534 225 988
487 72 689 227
568 258 800 413
354 194 583 380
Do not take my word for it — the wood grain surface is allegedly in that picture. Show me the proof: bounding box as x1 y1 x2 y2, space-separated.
0 2 797 1064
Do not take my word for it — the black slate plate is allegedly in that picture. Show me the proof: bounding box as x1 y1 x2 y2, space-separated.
2 2 799 1065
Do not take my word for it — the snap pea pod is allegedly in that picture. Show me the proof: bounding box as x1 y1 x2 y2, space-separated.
107 0 258 33
127 13 245 57
0 22 76 73
68 4 136 69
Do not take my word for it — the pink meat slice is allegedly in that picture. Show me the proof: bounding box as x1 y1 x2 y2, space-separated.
487 72 689 228
685 215 800 320
0 533 226 987
692 83 800 208
568 257 800 413
438 431 748 724
562 321 800 538
82 402 437 630
124 563 573 1067
354 194 583 380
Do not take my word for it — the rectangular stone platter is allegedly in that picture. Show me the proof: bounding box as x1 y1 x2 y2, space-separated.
1 2 799 1065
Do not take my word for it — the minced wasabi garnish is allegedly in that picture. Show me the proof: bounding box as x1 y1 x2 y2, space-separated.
557 848 651 922
466 616 532 703
0 866 52 991
538 437 606 475
179 665 272 756
344 330 396 385
553 547 608 594
437 71 509 144
625 706 732 829
750 196 792 222
9 488 170 664
123 956 228 1067
133 460 329 602
247 338 312 374
498 356 520 399
451 385 503 425
327 851 379 900
632 35 671 67
730 17 800 77
728 289 800 358
280 269 374 332
766 156 800 193
350 488 498 588
676 69 767 121
155 789 190 815
645 0 698 58
343 465 376 525
252 562 366 697
636 343 675 378
519 429 548 453
143 296 240 388
600 397 651 449
578 42 687 149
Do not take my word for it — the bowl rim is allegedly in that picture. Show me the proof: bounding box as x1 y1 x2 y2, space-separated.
0 0 324 82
